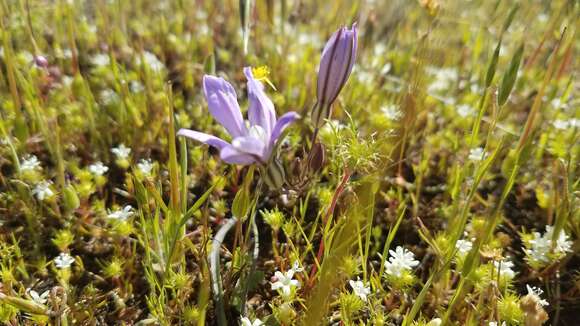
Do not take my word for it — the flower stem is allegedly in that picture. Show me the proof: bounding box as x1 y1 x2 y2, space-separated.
307 167 350 288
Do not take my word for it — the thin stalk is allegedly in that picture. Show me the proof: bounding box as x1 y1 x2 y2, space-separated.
308 168 351 287
209 217 238 326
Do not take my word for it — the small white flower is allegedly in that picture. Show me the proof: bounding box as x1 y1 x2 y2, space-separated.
137 159 154 176
32 181 54 201
488 322 506 326
61 76 74 87
525 231 552 264
455 239 473 255
271 262 302 298
194 9 208 20
384 246 419 277
550 98 565 109
456 104 474 118
137 51 165 72
526 284 549 306
493 259 516 279
100 89 119 106
111 144 131 160
107 205 134 221
290 260 303 273
357 70 375 85
468 147 487 161
427 67 458 93
427 318 442 326
553 119 569 130
27 289 49 305
54 252 75 269
20 155 41 171
349 278 371 302
470 83 481 94
380 63 392 76
381 104 402 120
552 228 573 254
240 317 264 326
91 53 110 66
130 81 145 93
88 161 109 176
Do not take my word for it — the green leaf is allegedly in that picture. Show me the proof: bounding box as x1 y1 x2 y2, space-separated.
485 38 502 88
239 0 252 54
203 54 215 75
497 43 524 106
501 4 519 34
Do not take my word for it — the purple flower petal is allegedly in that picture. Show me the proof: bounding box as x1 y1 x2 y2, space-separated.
232 135 267 161
244 67 276 135
203 75 247 138
177 129 230 150
270 112 300 145
220 145 257 165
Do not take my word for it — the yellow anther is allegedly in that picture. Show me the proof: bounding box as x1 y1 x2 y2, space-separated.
252 65 277 91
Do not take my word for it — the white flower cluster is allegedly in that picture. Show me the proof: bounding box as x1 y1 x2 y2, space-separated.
524 225 572 265
384 246 419 277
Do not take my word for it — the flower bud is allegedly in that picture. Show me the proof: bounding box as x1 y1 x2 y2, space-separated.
63 184 80 213
34 55 48 68
313 23 358 127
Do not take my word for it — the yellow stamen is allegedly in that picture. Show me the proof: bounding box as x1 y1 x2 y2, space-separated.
252 65 277 91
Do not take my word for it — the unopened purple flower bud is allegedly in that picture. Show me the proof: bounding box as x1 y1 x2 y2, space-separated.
313 23 358 127
34 55 48 68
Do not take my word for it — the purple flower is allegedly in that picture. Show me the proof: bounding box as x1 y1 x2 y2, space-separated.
313 23 358 127
178 67 299 165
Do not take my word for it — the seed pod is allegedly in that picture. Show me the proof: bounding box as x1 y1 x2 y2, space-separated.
308 142 326 173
